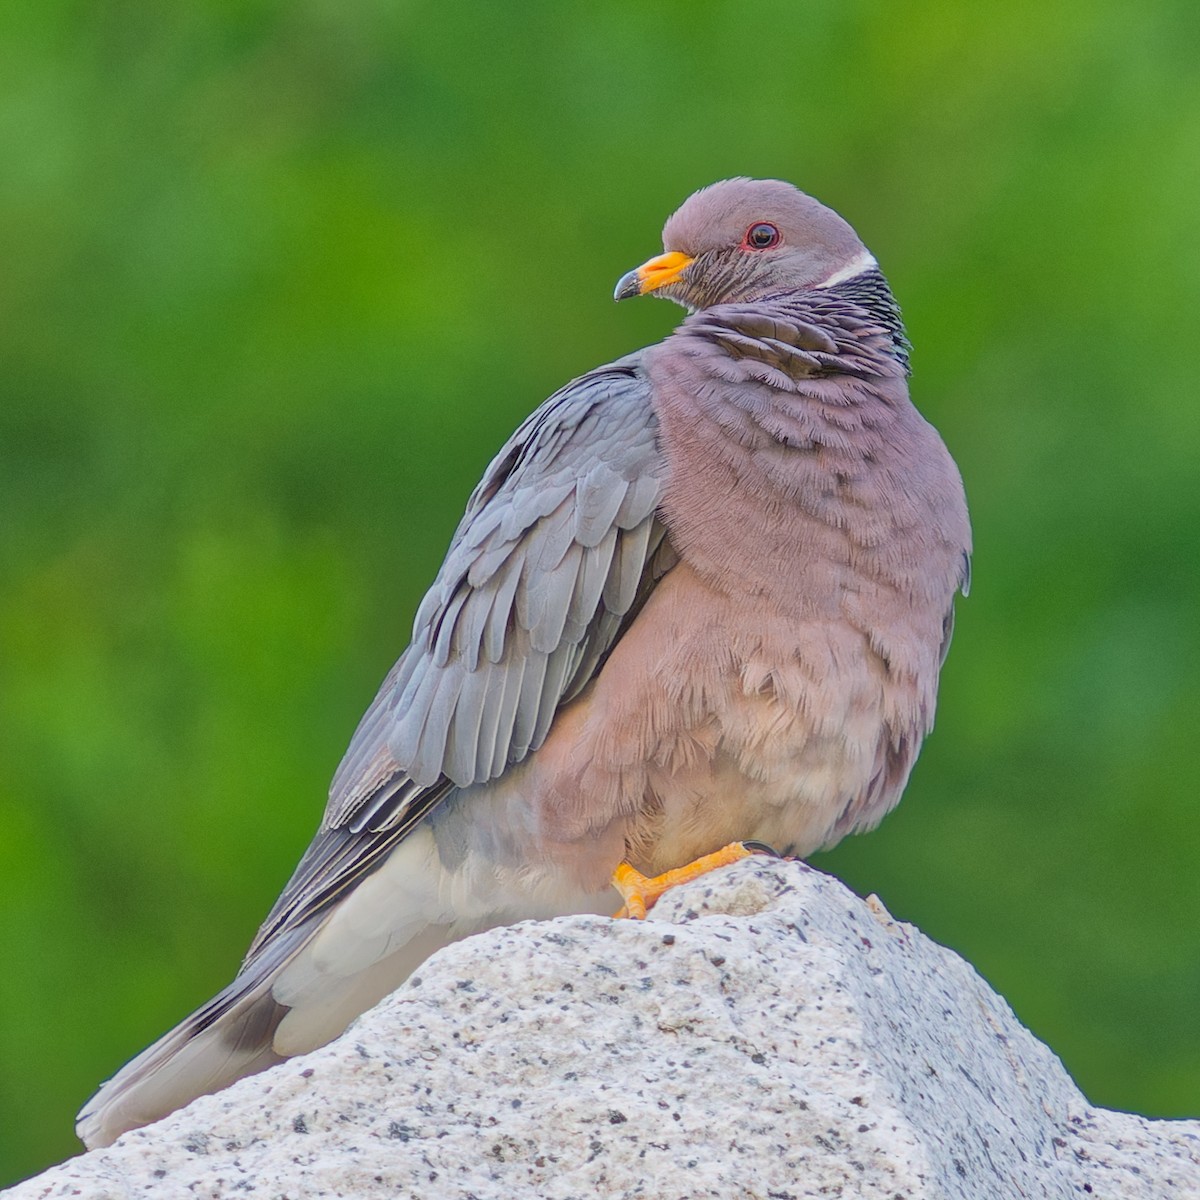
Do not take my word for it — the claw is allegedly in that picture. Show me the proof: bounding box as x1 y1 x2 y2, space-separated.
741 840 780 857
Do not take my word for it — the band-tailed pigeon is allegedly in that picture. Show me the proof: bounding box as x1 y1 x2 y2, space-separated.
78 178 971 1148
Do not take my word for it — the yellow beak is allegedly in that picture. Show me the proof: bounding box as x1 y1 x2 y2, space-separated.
613 250 695 301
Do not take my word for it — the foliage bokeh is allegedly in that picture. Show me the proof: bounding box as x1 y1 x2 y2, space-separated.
2 0 1198 1184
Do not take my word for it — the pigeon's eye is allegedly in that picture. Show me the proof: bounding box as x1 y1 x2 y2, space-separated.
744 222 780 250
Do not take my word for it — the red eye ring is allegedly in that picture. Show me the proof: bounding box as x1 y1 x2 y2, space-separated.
743 222 780 250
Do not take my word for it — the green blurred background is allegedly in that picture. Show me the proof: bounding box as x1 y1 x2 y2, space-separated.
2 0 1198 1185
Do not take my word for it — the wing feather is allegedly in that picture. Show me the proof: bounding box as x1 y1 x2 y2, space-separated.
487 650 526 779
604 517 655 613
575 465 629 546
247 353 669 968
510 645 550 759
530 541 583 653
481 552 523 664
565 525 617 641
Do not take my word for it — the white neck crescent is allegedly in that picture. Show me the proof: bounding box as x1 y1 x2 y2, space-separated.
816 250 878 288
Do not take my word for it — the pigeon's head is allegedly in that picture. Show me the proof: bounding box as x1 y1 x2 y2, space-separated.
615 178 875 312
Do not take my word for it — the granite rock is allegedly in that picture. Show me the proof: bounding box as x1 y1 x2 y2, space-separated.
8 858 1198 1199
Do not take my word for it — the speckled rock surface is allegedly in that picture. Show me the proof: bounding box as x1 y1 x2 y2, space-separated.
8 858 1199 1199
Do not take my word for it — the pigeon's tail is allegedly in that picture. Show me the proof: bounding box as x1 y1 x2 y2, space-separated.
76 911 462 1149
75 827 482 1148
75 946 296 1150
77 807 608 1149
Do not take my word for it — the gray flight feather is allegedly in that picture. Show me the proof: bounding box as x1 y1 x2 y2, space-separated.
244 355 668 962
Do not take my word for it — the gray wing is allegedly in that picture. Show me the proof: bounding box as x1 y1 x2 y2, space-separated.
245 352 673 961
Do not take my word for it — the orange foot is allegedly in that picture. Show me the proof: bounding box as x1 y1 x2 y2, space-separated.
611 841 777 919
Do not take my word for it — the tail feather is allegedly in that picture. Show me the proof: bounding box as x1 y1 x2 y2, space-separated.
75 915 463 1149
76 968 291 1149
75 820 575 1148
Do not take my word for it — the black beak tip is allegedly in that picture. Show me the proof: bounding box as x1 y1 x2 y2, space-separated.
613 269 642 303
